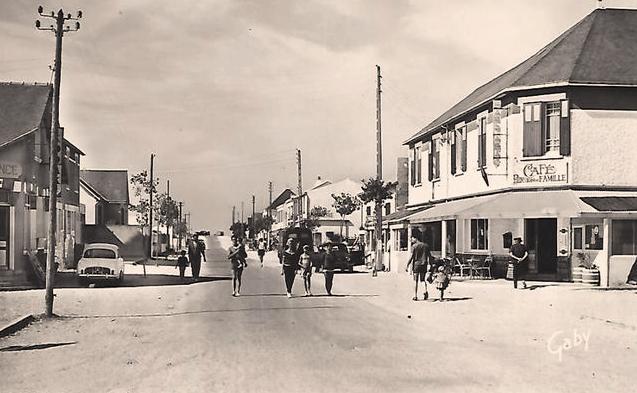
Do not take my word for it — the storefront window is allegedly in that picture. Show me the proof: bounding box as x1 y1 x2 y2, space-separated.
584 224 603 250
471 219 488 250
573 227 583 250
394 228 408 251
612 220 637 255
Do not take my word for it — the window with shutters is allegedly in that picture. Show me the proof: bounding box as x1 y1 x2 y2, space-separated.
430 139 440 180
523 100 570 157
450 131 457 175
457 127 467 173
415 146 422 185
410 147 416 186
478 117 487 168
545 102 561 152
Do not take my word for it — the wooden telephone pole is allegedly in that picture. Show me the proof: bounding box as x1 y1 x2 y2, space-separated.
374 65 383 276
36 6 82 316
296 149 303 225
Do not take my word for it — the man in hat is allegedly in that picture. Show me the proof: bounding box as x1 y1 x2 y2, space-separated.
509 237 528 289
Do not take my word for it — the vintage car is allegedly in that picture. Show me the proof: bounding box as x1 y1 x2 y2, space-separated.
315 242 364 272
77 243 125 284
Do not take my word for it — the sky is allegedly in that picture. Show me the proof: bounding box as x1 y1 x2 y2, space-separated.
0 0 635 232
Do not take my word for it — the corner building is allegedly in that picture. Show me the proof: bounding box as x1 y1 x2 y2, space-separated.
402 8 637 286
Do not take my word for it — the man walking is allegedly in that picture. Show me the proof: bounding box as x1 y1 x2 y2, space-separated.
509 236 528 289
322 245 337 296
188 233 207 281
405 234 431 301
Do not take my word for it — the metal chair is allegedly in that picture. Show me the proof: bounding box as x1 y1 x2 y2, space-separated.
454 256 472 278
471 255 493 279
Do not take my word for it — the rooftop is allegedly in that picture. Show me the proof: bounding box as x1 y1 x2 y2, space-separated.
405 8 637 144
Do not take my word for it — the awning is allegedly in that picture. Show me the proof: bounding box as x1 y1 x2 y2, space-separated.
383 206 431 225
409 190 598 223
409 194 499 223
580 197 637 212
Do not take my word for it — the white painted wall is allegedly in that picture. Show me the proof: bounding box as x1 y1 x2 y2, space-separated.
79 186 96 225
571 109 637 186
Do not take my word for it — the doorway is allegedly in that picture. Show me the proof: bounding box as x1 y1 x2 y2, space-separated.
525 218 557 274
0 206 9 269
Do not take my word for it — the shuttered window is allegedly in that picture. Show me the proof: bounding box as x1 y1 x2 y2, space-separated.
410 146 416 186
450 131 457 175
523 100 570 157
460 127 467 172
478 118 487 168
416 146 422 184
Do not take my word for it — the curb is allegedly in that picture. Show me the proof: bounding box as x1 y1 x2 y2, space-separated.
0 314 36 338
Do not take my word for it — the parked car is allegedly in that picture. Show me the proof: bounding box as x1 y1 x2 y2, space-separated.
315 242 364 272
77 243 125 285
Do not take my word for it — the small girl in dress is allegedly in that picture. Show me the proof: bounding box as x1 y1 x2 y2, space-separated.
433 265 450 301
299 245 313 296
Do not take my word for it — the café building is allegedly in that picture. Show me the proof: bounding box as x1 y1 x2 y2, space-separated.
401 8 637 286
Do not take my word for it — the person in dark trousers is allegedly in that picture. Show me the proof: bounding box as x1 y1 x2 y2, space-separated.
322 245 337 296
175 250 189 281
228 236 247 296
509 237 528 289
188 234 207 281
405 235 432 301
281 239 299 298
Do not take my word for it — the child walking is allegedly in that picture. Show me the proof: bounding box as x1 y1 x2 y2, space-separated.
299 245 312 296
433 265 450 301
175 250 189 281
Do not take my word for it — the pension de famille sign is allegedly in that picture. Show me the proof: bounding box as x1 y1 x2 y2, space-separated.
513 162 567 184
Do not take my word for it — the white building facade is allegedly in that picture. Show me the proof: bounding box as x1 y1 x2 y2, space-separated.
401 8 637 286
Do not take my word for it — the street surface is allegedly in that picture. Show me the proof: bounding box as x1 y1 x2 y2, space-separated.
0 236 635 393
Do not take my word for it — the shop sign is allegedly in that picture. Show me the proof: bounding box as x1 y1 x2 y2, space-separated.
0 162 22 179
513 162 567 184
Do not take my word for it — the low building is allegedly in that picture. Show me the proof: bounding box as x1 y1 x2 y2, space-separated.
402 8 637 286
0 82 84 286
297 177 363 245
80 169 129 225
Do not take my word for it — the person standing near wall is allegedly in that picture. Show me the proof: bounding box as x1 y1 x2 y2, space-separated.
509 237 528 289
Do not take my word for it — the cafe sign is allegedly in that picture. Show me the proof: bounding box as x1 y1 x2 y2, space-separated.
513 161 567 185
0 162 22 179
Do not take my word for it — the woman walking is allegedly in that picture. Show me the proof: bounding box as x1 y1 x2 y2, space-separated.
299 245 313 296
228 236 247 297
281 239 299 298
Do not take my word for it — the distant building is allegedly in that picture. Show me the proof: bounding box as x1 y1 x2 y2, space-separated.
0 82 84 286
80 169 129 225
297 177 363 245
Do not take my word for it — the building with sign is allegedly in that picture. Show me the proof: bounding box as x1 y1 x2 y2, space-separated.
401 8 637 286
0 82 84 287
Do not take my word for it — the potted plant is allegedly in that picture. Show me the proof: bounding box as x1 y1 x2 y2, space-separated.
580 254 600 286
572 252 589 283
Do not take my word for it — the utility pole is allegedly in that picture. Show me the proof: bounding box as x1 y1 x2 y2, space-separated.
166 179 171 249
241 201 244 223
267 181 273 247
178 201 183 250
36 6 82 317
149 153 155 262
374 65 383 276
296 149 303 225
251 194 255 240
232 206 236 225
